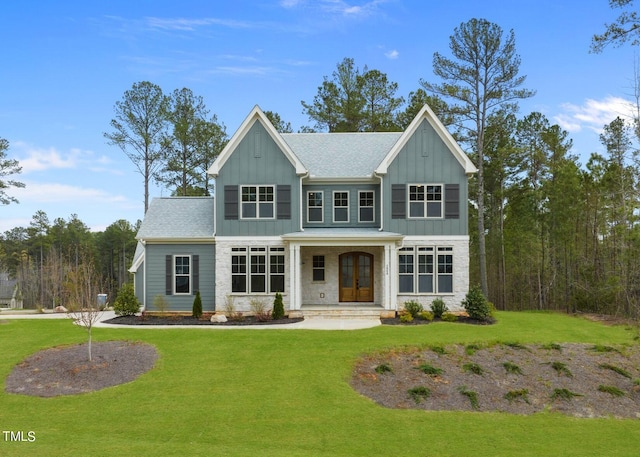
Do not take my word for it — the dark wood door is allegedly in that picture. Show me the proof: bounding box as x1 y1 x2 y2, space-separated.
339 252 374 302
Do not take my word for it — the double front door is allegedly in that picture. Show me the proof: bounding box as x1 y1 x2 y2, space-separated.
339 252 374 302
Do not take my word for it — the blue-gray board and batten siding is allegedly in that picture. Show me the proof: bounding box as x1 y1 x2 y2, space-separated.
383 119 469 236
144 243 215 312
215 120 300 237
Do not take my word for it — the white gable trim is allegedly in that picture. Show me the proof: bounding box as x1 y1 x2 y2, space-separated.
375 104 477 176
208 105 308 177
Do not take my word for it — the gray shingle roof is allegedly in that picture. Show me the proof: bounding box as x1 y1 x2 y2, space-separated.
136 197 215 240
281 132 402 178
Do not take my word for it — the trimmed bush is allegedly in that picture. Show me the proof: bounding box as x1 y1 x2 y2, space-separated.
403 300 423 318
462 286 494 321
113 282 140 316
418 310 434 321
441 312 458 322
430 298 448 318
272 292 285 320
192 290 203 319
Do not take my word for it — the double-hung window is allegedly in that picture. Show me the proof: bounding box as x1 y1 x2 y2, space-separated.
358 191 375 223
312 255 325 282
174 255 191 294
398 246 453 294
333 191 349 222
241 185 274 219
231 246 286 294
307 191 323 223
409 184 442 218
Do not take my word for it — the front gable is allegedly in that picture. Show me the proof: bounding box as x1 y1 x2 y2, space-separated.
210 106 305 236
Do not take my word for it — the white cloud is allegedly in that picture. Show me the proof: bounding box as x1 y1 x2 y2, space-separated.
385 49 399 59
12 181 128 205
554 96 635 134
12 143 116 175
144 17 252 31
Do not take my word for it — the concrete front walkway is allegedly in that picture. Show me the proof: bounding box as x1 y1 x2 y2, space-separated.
0 310 381 330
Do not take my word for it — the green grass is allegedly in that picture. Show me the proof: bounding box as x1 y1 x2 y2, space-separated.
1 311 639 456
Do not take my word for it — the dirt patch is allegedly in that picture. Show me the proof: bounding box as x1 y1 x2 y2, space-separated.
351 343 640 419
5 341 158 397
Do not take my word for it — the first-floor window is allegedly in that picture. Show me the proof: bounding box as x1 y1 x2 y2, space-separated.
270 247 285 293
232 248 247 293
312 255 325 282
231 246 286 294
174 255 191 294
399 246 453 294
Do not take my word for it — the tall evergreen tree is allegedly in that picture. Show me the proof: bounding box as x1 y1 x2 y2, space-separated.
421 18 535 298
0 138 25 205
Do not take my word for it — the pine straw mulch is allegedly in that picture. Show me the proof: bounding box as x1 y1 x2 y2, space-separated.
351 342 640 419
5 341 158 397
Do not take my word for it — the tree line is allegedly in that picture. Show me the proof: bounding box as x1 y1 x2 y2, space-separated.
3 9 640 316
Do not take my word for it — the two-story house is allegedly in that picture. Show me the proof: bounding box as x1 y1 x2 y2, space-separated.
130 104 477 316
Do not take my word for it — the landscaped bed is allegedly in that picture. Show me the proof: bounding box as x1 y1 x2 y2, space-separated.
104 314 304 326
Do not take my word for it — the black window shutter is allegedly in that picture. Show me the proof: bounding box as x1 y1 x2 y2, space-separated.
192 255 199 294
224 185 239 220
445 184 460 219
277 185 291 220
165 255 172 295
391 184 406 219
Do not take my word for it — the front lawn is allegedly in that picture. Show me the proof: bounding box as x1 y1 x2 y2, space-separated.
1 312 638 456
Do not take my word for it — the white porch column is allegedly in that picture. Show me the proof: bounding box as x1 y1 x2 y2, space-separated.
289 243 302 310
383 243 391 310
389 242 398 311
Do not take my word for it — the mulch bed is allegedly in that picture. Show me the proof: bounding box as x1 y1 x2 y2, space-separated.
381 315 495 325
104 314 304 326
5 341 158 397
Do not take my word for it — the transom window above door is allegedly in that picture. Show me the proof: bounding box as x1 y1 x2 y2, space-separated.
241 185 275 219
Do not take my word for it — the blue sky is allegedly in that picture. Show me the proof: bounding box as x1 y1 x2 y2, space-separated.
1 0 637 233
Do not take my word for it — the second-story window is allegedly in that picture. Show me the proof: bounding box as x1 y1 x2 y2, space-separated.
358 191 374 222
307 191 323 223
409 184 442 218
241 185 274 219
333 191 349 222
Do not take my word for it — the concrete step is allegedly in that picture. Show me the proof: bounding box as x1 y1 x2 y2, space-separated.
301 306 384 320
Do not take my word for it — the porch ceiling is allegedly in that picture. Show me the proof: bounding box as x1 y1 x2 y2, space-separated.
281 228 403 245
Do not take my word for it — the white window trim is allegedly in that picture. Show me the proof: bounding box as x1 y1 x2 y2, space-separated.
407 183 444 220
240 185 276 220
397 246 454 295
332 191 350 223
358 190 375 223
173 255 191 295
312 255 325 283
307 191 324 223
231 246 287 295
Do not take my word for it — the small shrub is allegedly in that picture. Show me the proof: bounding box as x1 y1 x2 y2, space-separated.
590 345 619 354
399 312 414 323
465 343 481 355
224 295 243 321
551 388 582 401
504 389 530 404
598 385 625 397
192 291 203 319
430 345 447 355
404 300 423 318
503 362 523 375
599 363 632 379
461 286 493 322
503 341 528 350
550 361 573 377
418 310 434 321
463 362 484 376
416 363 443 376
375 363 392 374
153 294 169 314
250 298 271 322
429 298 448 318
458 386 480 410
441 312 458 322
407 386 431 404
113 283 140 316
272 292 285 320
541 343 562 351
